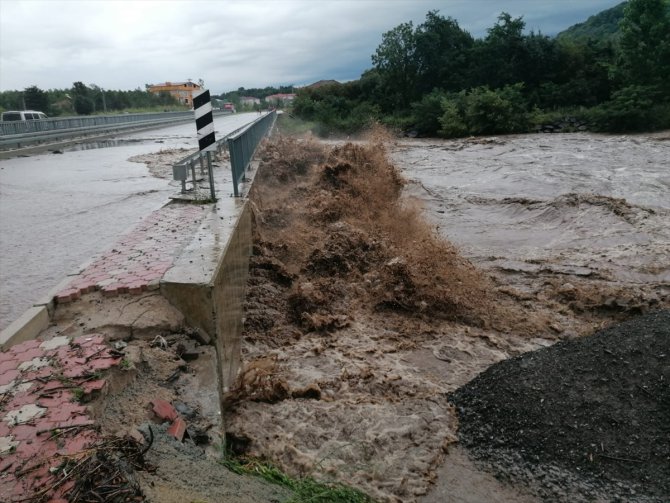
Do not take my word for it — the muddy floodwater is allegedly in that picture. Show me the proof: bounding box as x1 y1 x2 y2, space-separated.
391 132 670 288
229 131 670 503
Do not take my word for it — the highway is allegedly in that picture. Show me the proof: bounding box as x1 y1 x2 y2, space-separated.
0 112 259 329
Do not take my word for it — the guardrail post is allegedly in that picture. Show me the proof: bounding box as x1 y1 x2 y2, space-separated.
190 159 196 190
207 151 216 201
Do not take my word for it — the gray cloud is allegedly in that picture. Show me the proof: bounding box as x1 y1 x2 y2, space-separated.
0 0 622 93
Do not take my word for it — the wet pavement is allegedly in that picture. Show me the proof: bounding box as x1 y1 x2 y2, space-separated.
54 203 207 302
0 114 260 501
0 113 258 329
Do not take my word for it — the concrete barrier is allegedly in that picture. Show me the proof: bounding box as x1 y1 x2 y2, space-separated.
160 199 252 396
0 306 50 348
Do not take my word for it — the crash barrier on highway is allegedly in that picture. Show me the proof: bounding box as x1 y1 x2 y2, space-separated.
227 111 277 197
0 111 191 135
172 111 277 200
172 131 235 201
0 110 228 152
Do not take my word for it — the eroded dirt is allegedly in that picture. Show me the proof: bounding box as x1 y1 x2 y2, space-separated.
222 131 669 502
38 292 293 502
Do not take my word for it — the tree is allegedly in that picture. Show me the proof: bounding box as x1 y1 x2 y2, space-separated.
371 21 419 110
71 82 94 114
616 0 670 92
72 81 89 97
471 13 527 89
414 12 474 93
23 85 49 112
73 95 94 115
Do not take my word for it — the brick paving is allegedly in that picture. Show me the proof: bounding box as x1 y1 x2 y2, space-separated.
0 335 120 502
55 203 206 303
0 201 210 500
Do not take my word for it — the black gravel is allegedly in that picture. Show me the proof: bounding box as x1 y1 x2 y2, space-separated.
449 310 670 502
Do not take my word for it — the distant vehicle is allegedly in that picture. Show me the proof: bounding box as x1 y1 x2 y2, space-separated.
1 110 48 121
220 103 236 114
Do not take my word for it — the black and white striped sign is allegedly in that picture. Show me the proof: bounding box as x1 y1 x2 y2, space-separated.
193 89 216 151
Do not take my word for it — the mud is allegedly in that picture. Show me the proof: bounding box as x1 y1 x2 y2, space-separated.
129 147 230 180
226 130 670 502
36 290 294 502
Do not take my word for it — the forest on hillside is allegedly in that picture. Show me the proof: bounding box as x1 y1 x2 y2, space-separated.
293 0 670 136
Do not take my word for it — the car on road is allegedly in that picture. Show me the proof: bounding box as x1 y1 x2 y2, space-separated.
1 110 48 121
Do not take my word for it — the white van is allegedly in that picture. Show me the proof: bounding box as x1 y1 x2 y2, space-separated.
1 110 48 121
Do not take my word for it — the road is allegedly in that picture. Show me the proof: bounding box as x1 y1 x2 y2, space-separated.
0 112 259 330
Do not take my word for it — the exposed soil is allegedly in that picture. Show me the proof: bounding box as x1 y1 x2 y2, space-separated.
224 130 669 502
450 310 670 502
39 292 293 502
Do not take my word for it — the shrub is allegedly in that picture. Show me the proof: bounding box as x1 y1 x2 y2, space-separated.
587 85 670 132
438 98 468 137
410 90 448 135
437 84 529 137
463 84 529 135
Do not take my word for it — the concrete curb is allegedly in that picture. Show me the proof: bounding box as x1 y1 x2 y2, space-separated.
0 306 50 348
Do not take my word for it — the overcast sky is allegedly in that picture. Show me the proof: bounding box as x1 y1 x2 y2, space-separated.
0 0 622 94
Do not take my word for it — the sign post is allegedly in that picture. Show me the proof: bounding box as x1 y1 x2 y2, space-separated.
193 89 216 201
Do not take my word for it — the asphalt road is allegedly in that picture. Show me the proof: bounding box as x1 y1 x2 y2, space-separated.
0 112 259 330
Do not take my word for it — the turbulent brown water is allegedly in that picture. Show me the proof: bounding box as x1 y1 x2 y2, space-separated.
390 133 669 284
390 133 670 286
228 131 669 503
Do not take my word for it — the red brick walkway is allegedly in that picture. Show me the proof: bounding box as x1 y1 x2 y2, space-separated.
0 335 120 502
55 203 206 303
1 202 210 499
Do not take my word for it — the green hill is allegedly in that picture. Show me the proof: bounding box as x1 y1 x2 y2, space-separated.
557 0 670 45
556 2 627 44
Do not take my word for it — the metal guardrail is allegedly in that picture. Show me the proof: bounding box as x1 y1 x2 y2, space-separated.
0 110 229 152
0 116 192 150
172 111 276 200
227 111 276 197
0 111 192 136
172 128 240 201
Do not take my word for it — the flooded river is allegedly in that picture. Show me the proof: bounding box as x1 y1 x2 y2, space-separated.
0 113 258 329
391 132 670 288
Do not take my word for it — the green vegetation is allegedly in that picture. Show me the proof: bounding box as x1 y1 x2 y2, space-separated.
222 455 374 503
556 2 628 44
292 0 670 136
0 81 187 117
71 387 85 402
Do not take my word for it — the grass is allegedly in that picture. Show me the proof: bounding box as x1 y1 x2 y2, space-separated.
221 455 375 503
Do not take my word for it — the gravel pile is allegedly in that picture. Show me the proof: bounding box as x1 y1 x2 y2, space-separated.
449 310 670 502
